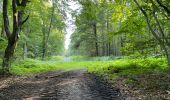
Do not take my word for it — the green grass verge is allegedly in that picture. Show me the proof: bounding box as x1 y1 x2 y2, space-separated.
10 58 168 76
89 58 168 76
88 58 170 91
11 59 87 75
1 57 169 92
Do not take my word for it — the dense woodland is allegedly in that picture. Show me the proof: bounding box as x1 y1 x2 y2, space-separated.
0 0 170 74
70 0 170 60
0 0 66 74
0 0 170 99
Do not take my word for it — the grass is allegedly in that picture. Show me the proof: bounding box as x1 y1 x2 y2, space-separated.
11 59 87 75
1 57 169 98
10 57 169 76
11 59 116 75
89 58 170 91
1 57 170 93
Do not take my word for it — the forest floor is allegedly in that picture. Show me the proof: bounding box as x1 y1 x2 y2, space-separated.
0 58 170 100
0 70 122 100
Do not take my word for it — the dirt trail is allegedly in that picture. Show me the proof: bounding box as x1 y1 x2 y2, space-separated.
0 70 122 100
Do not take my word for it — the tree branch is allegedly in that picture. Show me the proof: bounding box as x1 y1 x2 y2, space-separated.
16 0 20 5
3 0 11 39
150 0 170 47
156 0 170 15
133 0 162 44
22 15 29 25
21 0 28 7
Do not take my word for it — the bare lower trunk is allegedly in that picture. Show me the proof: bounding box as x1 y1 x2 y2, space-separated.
1 25 5 37
106 43 110 56
167 54 170 66
42 31 46 60
2 0 29 75
23 42 27 60
42 2 54 60
163 46 170 66
2 41 16 75
93 23 98 56
42 46 46 60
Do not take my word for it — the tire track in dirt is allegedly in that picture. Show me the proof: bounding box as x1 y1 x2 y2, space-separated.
0 70 122 100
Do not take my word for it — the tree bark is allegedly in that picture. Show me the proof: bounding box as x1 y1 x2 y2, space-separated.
93 23 99 56
23 41 28 60
2 41 17 75
2 0 28 75
42 28 46 59
1 25 5 37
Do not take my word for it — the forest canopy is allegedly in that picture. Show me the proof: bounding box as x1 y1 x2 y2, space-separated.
0 0 170 75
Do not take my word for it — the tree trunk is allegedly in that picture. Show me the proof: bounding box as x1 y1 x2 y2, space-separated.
156 0 170 15
106 13 110 56
42 2 54 60
2 41 17 75
23 42 28 60
102 31 105 56
93 23 98 56
2 0 29 75
1 25 5 37
23 22 30 59
161 45 170 66
108 42 111 56
42 29 46 60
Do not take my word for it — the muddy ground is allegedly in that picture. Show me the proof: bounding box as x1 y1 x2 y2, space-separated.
0 70 122 100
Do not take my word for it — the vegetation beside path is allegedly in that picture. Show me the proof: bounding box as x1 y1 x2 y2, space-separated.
0 57 169 99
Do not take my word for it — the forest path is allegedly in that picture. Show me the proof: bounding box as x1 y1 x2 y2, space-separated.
0 70 122 100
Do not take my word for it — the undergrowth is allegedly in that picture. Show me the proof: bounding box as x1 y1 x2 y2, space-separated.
1 57 169 91
10 57 169 76
87 58 170 91
0 56 169 97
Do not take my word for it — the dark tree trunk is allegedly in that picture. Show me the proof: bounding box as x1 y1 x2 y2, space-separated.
102 30 105 56
93 23 99 56
2 0 29 75
23 41 28 60
106 43 111 56
156 0 170 15
2 41 17 75
42 30 46 60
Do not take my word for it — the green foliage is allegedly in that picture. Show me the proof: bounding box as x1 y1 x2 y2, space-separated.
0 0 169 77
10 0 66 59
11 59 87 75
71 56 90 61
0 38 7 57
10 57 168 76
88 58 168 76
48 56 64 61
88 57 170 91
1 55 169 91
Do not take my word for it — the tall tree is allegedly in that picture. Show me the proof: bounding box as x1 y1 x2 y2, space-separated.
2 0 29 75
42 0 55 60
133 0 170 65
